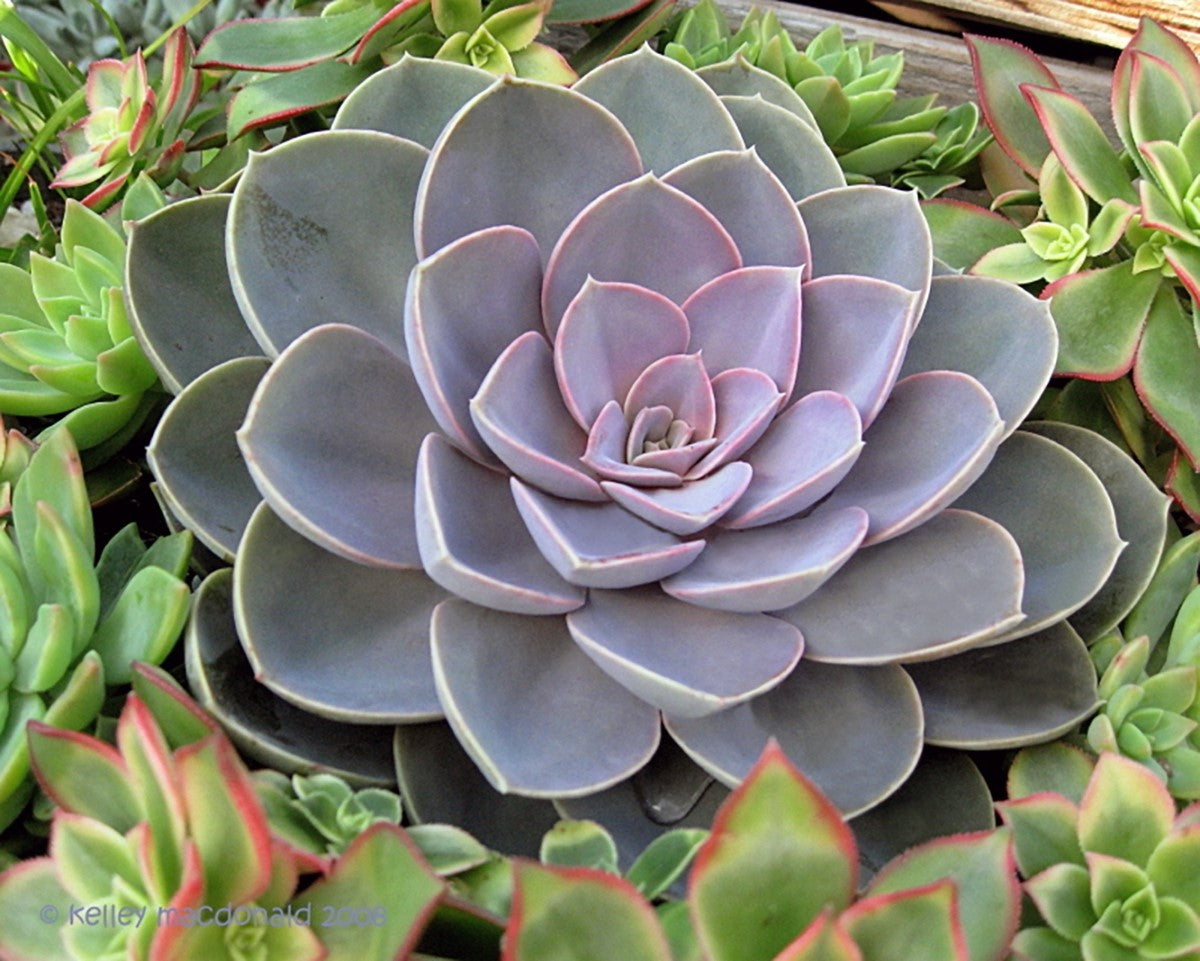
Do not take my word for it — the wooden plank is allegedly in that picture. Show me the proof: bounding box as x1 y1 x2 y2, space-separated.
867 0 1200 54
716 0 1113 123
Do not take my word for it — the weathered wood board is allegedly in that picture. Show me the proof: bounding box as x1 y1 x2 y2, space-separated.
868 0 1200 54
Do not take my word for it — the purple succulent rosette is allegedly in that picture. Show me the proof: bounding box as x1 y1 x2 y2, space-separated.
127 51 1162 831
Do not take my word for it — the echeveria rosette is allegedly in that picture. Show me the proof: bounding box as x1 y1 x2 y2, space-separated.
1000 751 1200 961
128 51 1129 832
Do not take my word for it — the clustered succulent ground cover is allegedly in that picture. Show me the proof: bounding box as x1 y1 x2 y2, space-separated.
0 1 1198 959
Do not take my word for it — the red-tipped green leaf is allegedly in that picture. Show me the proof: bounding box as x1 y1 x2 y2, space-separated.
294 823 445 961
1021 85 1135 205
507 860 670 961
868 829 1020 961
842 881 968 961
1128 51 1196 153
775 912 863 961
1043 261 1159 378
1077 753 1174 864
195 6 382 70
997 793 1085 879
129 663 219 751
176 735 272 907
1134 283 1200 470
227 60 374 140
1023 862 1094 942
965 35 1056 176
0 858 75 961
26 721 137 832
922 199 1023 272
689 741 857 961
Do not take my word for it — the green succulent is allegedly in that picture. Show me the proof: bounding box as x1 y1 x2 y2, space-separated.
1087 631 1200 800
1000 748 1200 961
254 770 403 855
0 427 193 832
0 187 165 454
661 0 966 189
13 0 268 67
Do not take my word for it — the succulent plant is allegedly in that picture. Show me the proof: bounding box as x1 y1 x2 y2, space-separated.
509 741 1021 961
50 28 200 209
0 426 192 832
923 18 1200 521
660 0 986 194
0 190 166 453
1000 748 1200 961
194 0 576 141
0 663 469 961
13 0 269 67
254 769 403 855
126 50 1152 847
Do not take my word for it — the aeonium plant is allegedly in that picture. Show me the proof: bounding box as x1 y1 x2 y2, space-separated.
1000 746 1200 961
125 50 1150 848
923 18 1200 520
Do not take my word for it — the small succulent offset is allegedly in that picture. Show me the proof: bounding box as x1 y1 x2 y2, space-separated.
1000 748 1200 961
0 427 192 832
50 28 199 209
660 0 990 194
129 50 1143 835
254 769 403 855
509 741 1021 961
0 192 164 454
925 19 1200 520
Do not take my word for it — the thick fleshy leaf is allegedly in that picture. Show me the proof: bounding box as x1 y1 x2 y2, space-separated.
662 507 868 612
683 266 802 396
696 56 817 126
667 660 923 815
228 130 426 357
623 353 715 439
583 399 686 487
566 586 803 717
722 391 862 529
788 275 916 428
394 721 559 856
718 95 846 201
239 323 437 568
195 6 381 69
868 829 1019 961
26 722 136 831
775 913 862 961
0 859 75 961
1023 422 1169 641
554 277 690 430
572 46 743 173
603 462 752 535
235 501 444 722
295 824 446 961
953 431 1124 641
907 621 1098 747
511 479 704 588
689 741 857 961
509 861 672 961
1077 753 1173 864
176 736 272 907
899 274 1056 433
685 369 783 479
821 372 1003 545
406 225 545 462
416 76 642 263
923 199 1024 273
471 331 603 500
1128 50 1196 158
842 882 968 961
776 509 1023 664
998 790 1086 878
796 186 932 307
148 356 269 562
415 433 586 614
1135 284 1200 470
431 599 660 797
125 195 262 393
542 175 741 338
186 569 397 785
333 55 493 146
663 150 810 270
1044 262 1159 378
964 35 1055 176
1022 85 1135 204
227 59 374 141
1147 825 1200 906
